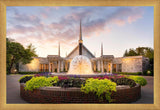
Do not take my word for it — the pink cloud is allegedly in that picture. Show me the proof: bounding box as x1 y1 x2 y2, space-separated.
41 13 48 19
49 23 65 30
113 19 126 26
128 14 142 24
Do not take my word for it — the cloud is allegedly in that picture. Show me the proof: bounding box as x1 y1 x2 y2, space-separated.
128 14 142 24
7 7 145 56
113 19 126 26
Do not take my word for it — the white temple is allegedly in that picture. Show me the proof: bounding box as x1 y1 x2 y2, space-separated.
19 21 149 74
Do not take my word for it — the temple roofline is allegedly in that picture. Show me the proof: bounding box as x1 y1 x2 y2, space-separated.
66 44 95 58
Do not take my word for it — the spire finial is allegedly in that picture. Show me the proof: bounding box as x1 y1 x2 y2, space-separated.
80 19 82 40
101 43 103 57
79 19 83 43
58 42 60 57
79 19 83 55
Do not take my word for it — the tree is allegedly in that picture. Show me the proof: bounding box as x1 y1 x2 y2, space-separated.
127 49 138 56
7 38 38 74
123 50 128 57
123 47 154 58
136 47 145 56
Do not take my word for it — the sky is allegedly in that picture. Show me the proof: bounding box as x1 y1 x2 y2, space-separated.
6 6 154 58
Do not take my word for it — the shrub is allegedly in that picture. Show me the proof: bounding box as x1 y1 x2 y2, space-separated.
127 76 147 86
111 77 136 88
24 76 59 91
143 70 153 76
18 72 41 74
81 78 116 102
19 75 33 83
114 72 142 75
56 77 85 88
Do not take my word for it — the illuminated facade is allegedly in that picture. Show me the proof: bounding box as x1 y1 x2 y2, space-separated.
19 21 150 74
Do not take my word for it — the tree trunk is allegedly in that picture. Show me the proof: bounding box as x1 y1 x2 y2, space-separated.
8 58 15 74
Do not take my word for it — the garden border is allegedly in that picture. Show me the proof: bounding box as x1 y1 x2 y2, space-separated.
20 83 141 103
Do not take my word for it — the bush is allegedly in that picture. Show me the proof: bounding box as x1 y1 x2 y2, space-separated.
56 77 86 88
143 70 153 76
81 78 117 102
19 75 33 83
127 76 147 86
18 72 41 74
111 77 136 88
115 72 142 75
24 76 59 91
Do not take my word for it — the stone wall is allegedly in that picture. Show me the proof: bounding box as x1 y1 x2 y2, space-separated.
113 57 122 64
142 57 150 72
19 57 48 72
122 56 143 73
112 56 149 73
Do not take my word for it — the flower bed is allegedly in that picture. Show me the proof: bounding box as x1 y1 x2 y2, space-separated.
19 74 147 103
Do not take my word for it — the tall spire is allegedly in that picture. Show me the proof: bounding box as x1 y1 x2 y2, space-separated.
58 42 60 57
79 20 83 55
79 19 83 43
101 43 103 57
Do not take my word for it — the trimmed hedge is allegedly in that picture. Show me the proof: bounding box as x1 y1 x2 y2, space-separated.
114 72 142 75
18 72 42 74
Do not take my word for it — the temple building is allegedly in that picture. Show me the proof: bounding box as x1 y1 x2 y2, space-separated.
19 21 150 74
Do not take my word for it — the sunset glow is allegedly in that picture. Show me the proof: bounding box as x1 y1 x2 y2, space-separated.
7 6 154 57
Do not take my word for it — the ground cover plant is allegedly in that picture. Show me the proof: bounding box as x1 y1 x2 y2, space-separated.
24 76 59 91
18 75 33 83
55 76 86 88
81 78 117 102
127 75 147 86
111 77 136 88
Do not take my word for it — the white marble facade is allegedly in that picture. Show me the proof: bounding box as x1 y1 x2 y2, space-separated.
19 46 149 74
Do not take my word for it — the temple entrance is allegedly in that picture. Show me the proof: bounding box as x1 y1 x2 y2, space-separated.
113 64 116 73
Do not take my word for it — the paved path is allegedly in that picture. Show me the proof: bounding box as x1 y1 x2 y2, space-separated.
132 76 153 104
7 75 27 103
7 75 153 104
